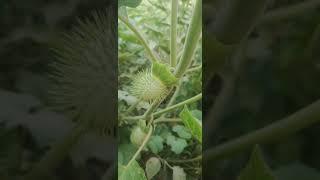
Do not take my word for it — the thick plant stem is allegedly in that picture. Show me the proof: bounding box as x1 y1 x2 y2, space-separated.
24 126 84 180
261 0 320 24
203 98 320 163
170 0 178 67
119 15 159 63
174 0 202 78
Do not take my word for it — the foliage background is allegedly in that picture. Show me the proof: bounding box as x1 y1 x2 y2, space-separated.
203 0 320 179
118 0 202 179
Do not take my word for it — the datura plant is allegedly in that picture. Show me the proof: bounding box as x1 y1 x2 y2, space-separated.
23 9 117 180
118 0 202 179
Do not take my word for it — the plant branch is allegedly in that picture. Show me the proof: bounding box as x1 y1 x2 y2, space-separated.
154 117 182 124
166 80 183 109
123 93 202 121
203 98 320 163
170 0 179 67
174 0 202 78
125 99 141 115
261 0 320 24
119 15 159 63
153 93 202 117
186 65 202 73
126 126 153 167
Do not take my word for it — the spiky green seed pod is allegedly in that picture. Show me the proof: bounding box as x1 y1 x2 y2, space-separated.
130 70 169 102
48 10 116 136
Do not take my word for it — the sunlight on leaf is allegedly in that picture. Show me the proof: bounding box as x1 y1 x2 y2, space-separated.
179 105 202 143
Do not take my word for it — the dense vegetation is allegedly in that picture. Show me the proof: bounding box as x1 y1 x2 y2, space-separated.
118 0 202 179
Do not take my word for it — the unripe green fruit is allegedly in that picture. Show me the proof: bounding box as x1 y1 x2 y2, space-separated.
130 126 147 146
131 70 168 102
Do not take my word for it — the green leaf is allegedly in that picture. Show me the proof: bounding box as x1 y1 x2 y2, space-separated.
274 163 320 180
119 0 142 8
118 160 147 180
172 125 192 139
166 135 187 154
118 144 138 165
179 106 202 143
238 145 275 180
152 61 178 87
148 135 164 154
191 109 202 121
145 157 161 179
172 166 186 180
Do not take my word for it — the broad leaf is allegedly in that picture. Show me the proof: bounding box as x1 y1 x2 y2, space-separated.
179 106 202 143
152 61 178 87
238 145 275 180
172 125 191 139
118 144 138 165
148 135 164 154
145 157 161 179
166 135 187 154
118 160 147 180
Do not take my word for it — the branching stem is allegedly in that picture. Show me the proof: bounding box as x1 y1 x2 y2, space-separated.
119 15 159 63
126 126 153 167
174 0 202 78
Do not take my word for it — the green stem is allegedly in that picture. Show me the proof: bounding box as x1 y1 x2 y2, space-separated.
174 0 202 78
119 15 159 63
154 117 182 124
123 93 202 121
261 0 320 24
125 99 141 115
166 80 183 108
24 126 85 180
186 65 202 73
204 98 320 163
122 115 145 121
145 100 162 119
126 126 153 167
170 0 179 67
153 93 202 117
